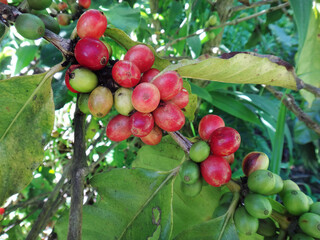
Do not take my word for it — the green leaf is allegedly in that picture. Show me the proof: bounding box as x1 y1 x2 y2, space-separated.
161 53 299 90
40 44 63 68
104 2 140 33
187 36 201 58
14 46 38 75
0 65 61 205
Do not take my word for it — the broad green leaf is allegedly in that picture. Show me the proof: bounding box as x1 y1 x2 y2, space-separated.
14 46 38 75
187 36 201 58
162 53 299 90
40 44 63 68
105 28 170 70
104 2 140 33
0 64 62 205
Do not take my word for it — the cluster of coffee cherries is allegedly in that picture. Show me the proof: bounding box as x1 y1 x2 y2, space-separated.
211 151 320 239
178 114 241 197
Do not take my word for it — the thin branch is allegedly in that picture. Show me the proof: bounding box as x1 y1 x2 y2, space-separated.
302 83 320 98
231 0 279 12
266 86 320 136
168 131 193 154
162 2 289 50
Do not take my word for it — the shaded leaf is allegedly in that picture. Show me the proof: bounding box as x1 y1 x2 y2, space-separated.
187 36 201 58
14 46 38 75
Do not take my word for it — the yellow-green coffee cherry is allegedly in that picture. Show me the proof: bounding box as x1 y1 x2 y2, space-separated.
78 94 90 114
234 206 259 236
299 213 320 238
180 179 202 197
247 170 275 195
179 161 200 185
114 88 134 116
15 14 45 40
244 193 272 219
189 141 210 163
283 190 310 216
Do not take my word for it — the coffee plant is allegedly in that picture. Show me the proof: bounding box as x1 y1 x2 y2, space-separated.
0 0 319 239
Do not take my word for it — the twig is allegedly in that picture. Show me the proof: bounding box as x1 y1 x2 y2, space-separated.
231 0 279 12
67 98 87 240
266 86 320 136
3 208 39 234
303 83 320 98
168 131 193 154
162 2 289 50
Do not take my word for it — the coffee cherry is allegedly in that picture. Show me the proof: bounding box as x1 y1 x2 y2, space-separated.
152 71 183 101
283 190 310 216
15 14 45 40
78 0 91 9
299 213 320 238
88 86 113 118
0 0 8 4
65 65 81 93
210 127 241 156
279 179 300 199
57 14 71 26
200 155 231 187
141 68 160 83
85 118 99 140
37 14 60 34
0 208 5 215
114 88 134 116
68 67 98 93
140 125 162 145
112 60 141 88
129 112 154 137
310 202 320 215
131 83 160 113
78 93 90 114
244 193 272 219
124 45 155 73
189 141 210 163
103 41 113 57
198 114 225 141
167 88 189 109
153 102 185 132
74 37 109 70
242 151 269 176
180 179 202 197
58 2 68 11
265 173 283 195
247 170 276 195
77 9 107 39
179 161 200 185
222 153 234 165
27 0 52 10
106 115 131 142
234 207 259 236
257 218 277 237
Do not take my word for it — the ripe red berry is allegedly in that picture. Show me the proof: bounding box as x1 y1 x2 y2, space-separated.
200 155 231 187
124 45 155 73
152 71 183 101
112 60 141 88
167 88 189 109
106 115 131 142
140 125 162 145
65 65 80 93
74 37 109 70
0 208 5 215
141 68 160 83
198 114 225 141
153 102 185 132
129 112 154 137
77 9 107 39
58 2 68 11
0 0 8 4
57 13 71 26
132 83 160 113
210 127 241 156
78 0 91 9
223 153 235 165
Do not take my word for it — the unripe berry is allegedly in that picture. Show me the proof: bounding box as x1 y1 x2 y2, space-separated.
129 112 154 137
242 151 269 176
74 37 109 70
106 115 131 142
112 60 141 88
15 14 45 40
299 213 320 238
114 88 134 116
37 13 60 34
78 93 90 114
88 86 113 118
283 190 310 216
57 13 71 26
27 0 52 10
124 45 155 73
179 161 200 185
68 67 98 93
167 88 189 109
247 170 276 195
189 141 210 163
77 9 107 39
141 68 160 83
140 126 162 145
131 83 160 113
180 179 202 197
198 115 225 141
152 71 183 101
210 127 241 156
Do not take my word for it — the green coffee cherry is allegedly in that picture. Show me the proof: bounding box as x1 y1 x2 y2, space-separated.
189 141 210 163
283 190 310 216
307 196 314 206
28 0 52 10
257 218 277 237
234 206 259 236
279 179 300 199
291 233 315 240
310 202 320 215
299 213 320 238
179 161 200 185
15 14 45 40
114 88 134 116
78 94 90 114
212 203 229 218
180 179 202 197
85 118 99 140
266 173 283 195
69 68 98 93
244 193 272 219
208 15 218 26
219 192 233 205
247 170 275 195
37 13 60 34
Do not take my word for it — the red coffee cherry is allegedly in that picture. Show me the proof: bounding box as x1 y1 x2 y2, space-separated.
141 68 160 83
210 127 241 156
153 102 185 132
0 208 5 215
76 9 107 39
78 0 91 9
223 153 235 165
200 155 231 187
57 13 71 26
198 114 225 141
74 37 109 70
58 2 68 11
167 88 189 109
0 0 8 4
112 60 141 88
124 45 155 73
131 83 160 113
129 112 154 137
140 125 162 145
152 71 183 101
242 152 269 176
106 115 131 142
